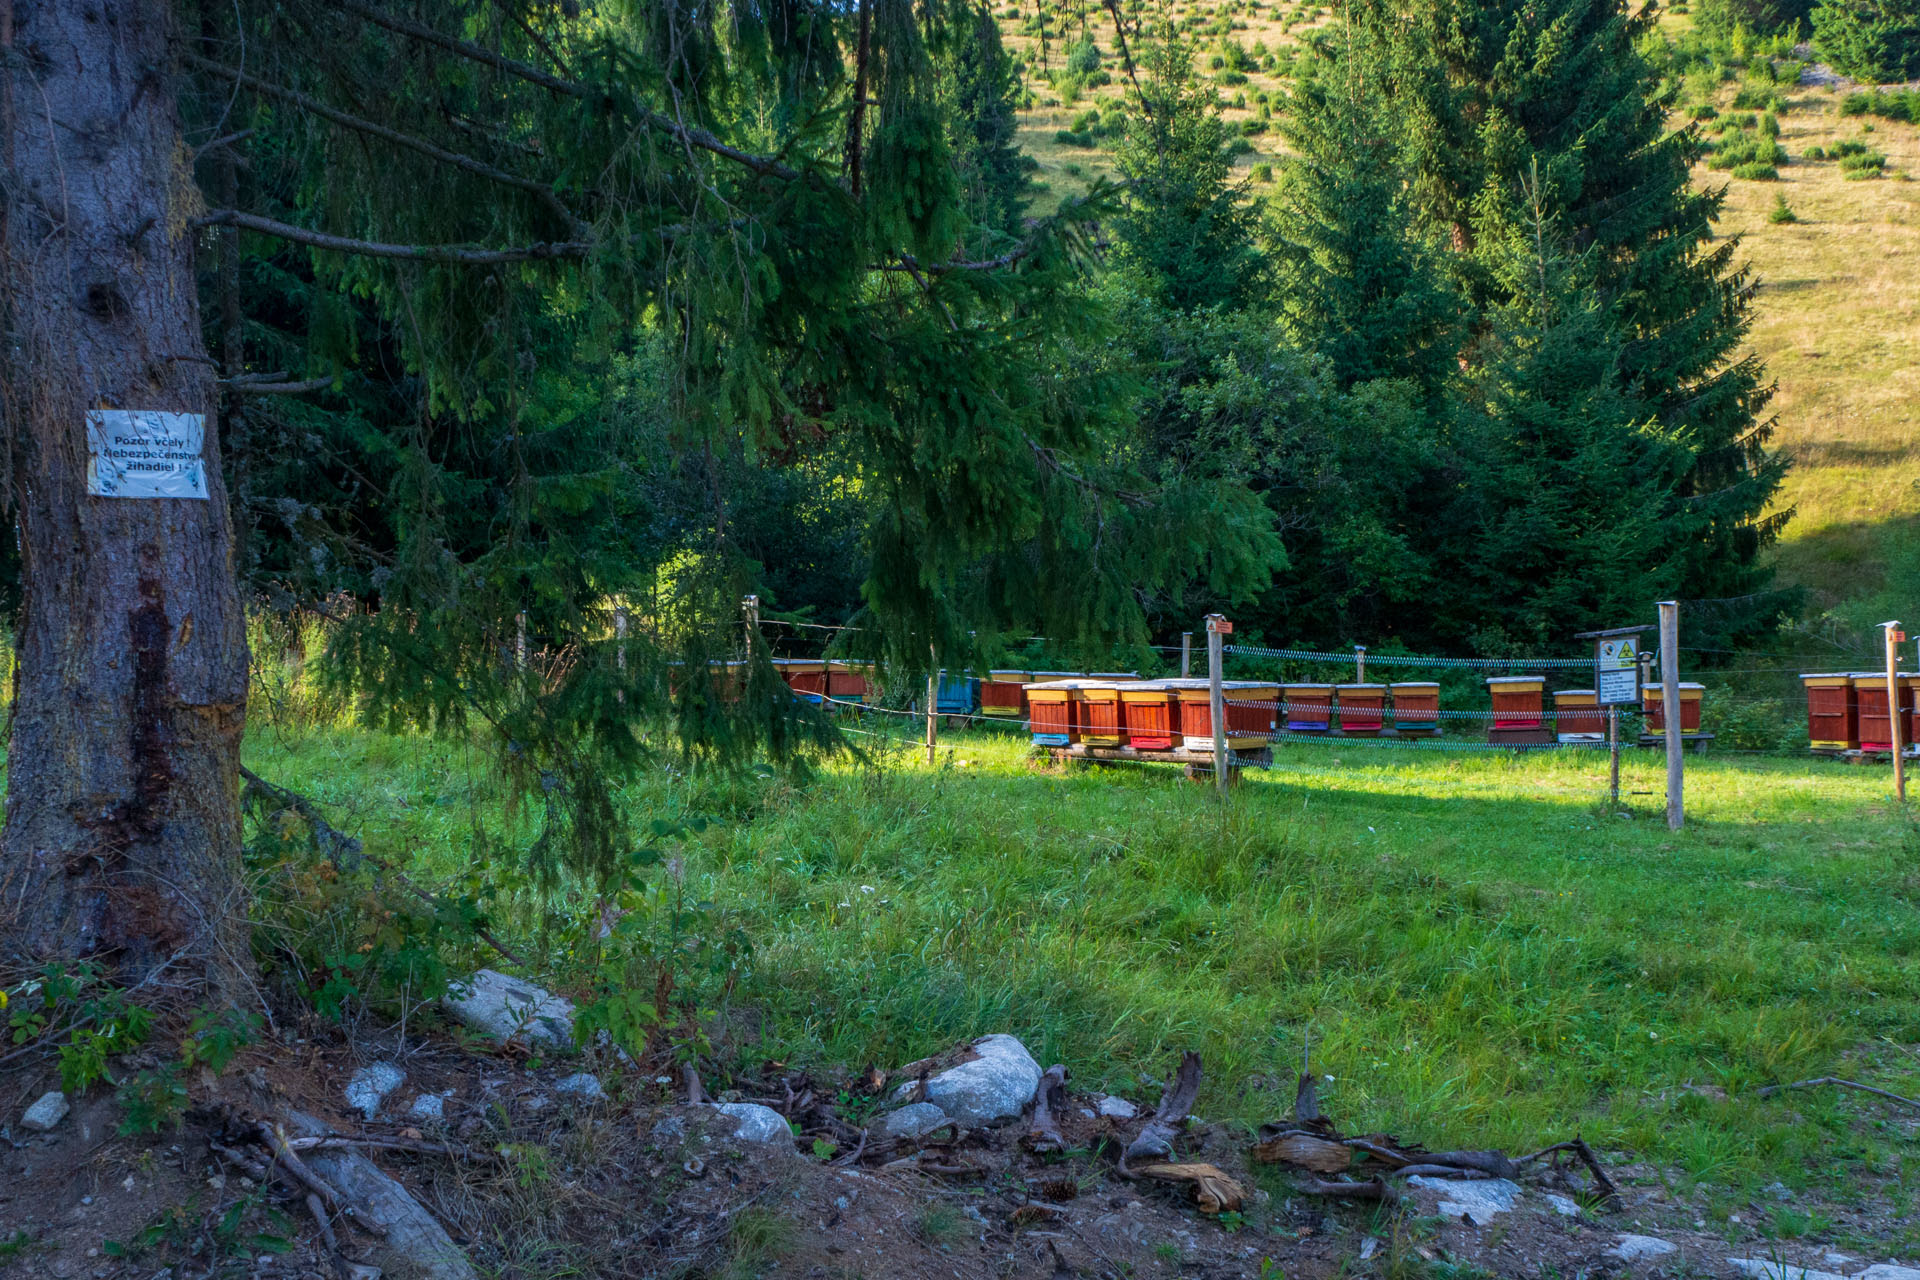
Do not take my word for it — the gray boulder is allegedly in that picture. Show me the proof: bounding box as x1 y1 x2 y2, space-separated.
21 1091 68 1133
554 1072 606 1103
1608 1235 1677 1263
1728 1261 1847 1280
1407 1175 1522 1223
1096 1095 1139 1119
442 970 575 1048
874 1102 951 1140
1855 1269 1920 1280
711 1102 792 1145
891 1034 1042 1126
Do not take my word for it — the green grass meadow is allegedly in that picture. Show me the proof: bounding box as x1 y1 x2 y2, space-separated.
245 718 1920 1225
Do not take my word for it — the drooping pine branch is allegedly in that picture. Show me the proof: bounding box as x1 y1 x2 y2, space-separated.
194 209 592 263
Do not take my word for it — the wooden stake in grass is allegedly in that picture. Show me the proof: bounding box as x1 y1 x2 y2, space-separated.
1883 621 1905 802
1660 600 1683 830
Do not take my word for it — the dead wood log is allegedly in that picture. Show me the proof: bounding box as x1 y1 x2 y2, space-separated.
1120 1051 1202 1174
1293 1070 1321 1123
1390 1164 1495 1180
1250 1130 1352 1173
1132 1161 1246 1216
1025 1064 1069 1154
1294 1175 1400 1203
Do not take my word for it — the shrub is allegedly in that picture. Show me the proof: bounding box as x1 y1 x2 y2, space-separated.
1806 144 1829 158
1707 131 1789 169
1240 117 1268 134
1838 144 1888 173
1066 38 1103 75
1227 136 1256 155
1732 160 1781 178
1253 162 1275 182
1054 128 1095 148
1759 110 1781 135
1218 70 1249 84
1732 84 1785 109
1768 192 1799 221
1691 103 1721 119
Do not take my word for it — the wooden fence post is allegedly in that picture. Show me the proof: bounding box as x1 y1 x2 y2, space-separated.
1207 615 1229 798
1659 601 1683 831
1885 621 1906 802
926 648 938 766
1181 632 1193 678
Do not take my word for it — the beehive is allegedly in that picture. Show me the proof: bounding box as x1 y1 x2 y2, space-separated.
1176 682 1280 751
980 669 1030 717
1552 689 1605 743
1486 676 1545 728
1801 673 1856 750
1335 684 1386 736
1077 683 1125 747
1282 683 1334 732
1022 679 1084 745
1852 673 1914 752
1641 682 1704 736
827 660 872 706
1390 682 1440 735
774 659 827 703
1117 681 1179 750
935 672 975 716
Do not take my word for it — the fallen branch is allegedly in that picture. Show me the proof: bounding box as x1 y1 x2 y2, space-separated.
1750 1077 1920 1111
1515 1137 1619 1206
1024 1064 1069 1155
1132 1161 1246 1216
1120 1051 1201 1175
1294 1175 1400 1203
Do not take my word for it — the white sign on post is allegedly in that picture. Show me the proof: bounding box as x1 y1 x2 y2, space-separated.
85 410 209 500
1596 636 1639 706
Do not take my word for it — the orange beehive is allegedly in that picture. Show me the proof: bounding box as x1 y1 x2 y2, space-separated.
1077 683 1125 747
1486 676 1544 729
1801 673 1856 750
827 660 872 705
1852 673 1914 752
1336 684 1386 735
1641 682 1704 736
1023 679 1085 746
1553 689 1605 743
1177 682 1279 751
1390 682 1440 734
1117 682 1179 749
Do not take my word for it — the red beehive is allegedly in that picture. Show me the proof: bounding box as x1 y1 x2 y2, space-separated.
1641 682 1704 736
1282 683 1334 733
1335 684 1386 736
1176 682 1279 751
776 659 827 704
1801 673 1856 750
1078 683 1125 747
827 660 872 706
981 669 1030 718
1023 680 1080 745
1486 676 1551 746
1853 672 1914 752
1117 681 1179 749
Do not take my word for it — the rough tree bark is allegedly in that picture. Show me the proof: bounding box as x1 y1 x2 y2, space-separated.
0 0 251 993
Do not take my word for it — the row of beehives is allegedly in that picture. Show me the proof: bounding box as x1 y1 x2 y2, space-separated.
1801 672 1920 753
1008 675 1705 752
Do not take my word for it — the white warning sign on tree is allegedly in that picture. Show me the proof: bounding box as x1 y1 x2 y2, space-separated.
85 410 209 499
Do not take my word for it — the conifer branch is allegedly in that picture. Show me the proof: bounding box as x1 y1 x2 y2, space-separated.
194 209 593 264
335 0 802 181
183 53 590 236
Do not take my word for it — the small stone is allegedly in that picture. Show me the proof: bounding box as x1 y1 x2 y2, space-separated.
442 970 576 1049
711 1102 791 1145
343 1063 405 1120
1728 1260 1849 1280
554 1073 606 1103
406 1094 446 1123
889 1034 1043 1126
650 1116 687 1144
21 1091 69 1132
1608 1235 1677 1262
1359 1238 1380 1261
1765 1181 1793 1201
1407 1176 1522 1223
874 1102 949 1140
1545 1193 1582 1218
1096 1095 1139 1120
1854 1268 1920 1280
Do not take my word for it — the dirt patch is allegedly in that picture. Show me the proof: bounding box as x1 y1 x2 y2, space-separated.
3 1028 1916 1280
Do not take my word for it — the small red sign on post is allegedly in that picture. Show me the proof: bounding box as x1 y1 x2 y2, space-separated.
1207 617 1233 634
1895 630 1908 642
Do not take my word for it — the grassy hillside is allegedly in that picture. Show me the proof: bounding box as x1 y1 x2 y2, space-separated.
999 4 1920 632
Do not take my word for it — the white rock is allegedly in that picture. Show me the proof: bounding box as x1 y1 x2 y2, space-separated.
344 1064 405 1120
406 1094 447 1123
1544 1193 1582 1218
554 1073 606 1102
1096 1095 1139 1119
22 1091 69 1132
442 970 575 1048
1729 1260 1849 1280
1359 1238 1380 1261
1407 1176 1522 1223
890 1034 1042 1126
875 1102 951 1139
711 1102 791 1145
1853 1268 1920 1280
1609 1235 1677 1262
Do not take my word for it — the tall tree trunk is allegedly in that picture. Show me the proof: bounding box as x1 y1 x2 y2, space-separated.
0 0 251 994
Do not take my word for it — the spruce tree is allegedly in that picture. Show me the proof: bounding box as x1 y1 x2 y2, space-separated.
1111 31 1264 312
1812 0 1920 81
940 3 1031 233
1348 0 1788 639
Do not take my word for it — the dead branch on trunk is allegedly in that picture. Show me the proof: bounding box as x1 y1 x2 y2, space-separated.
1120 1051 1202 1175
